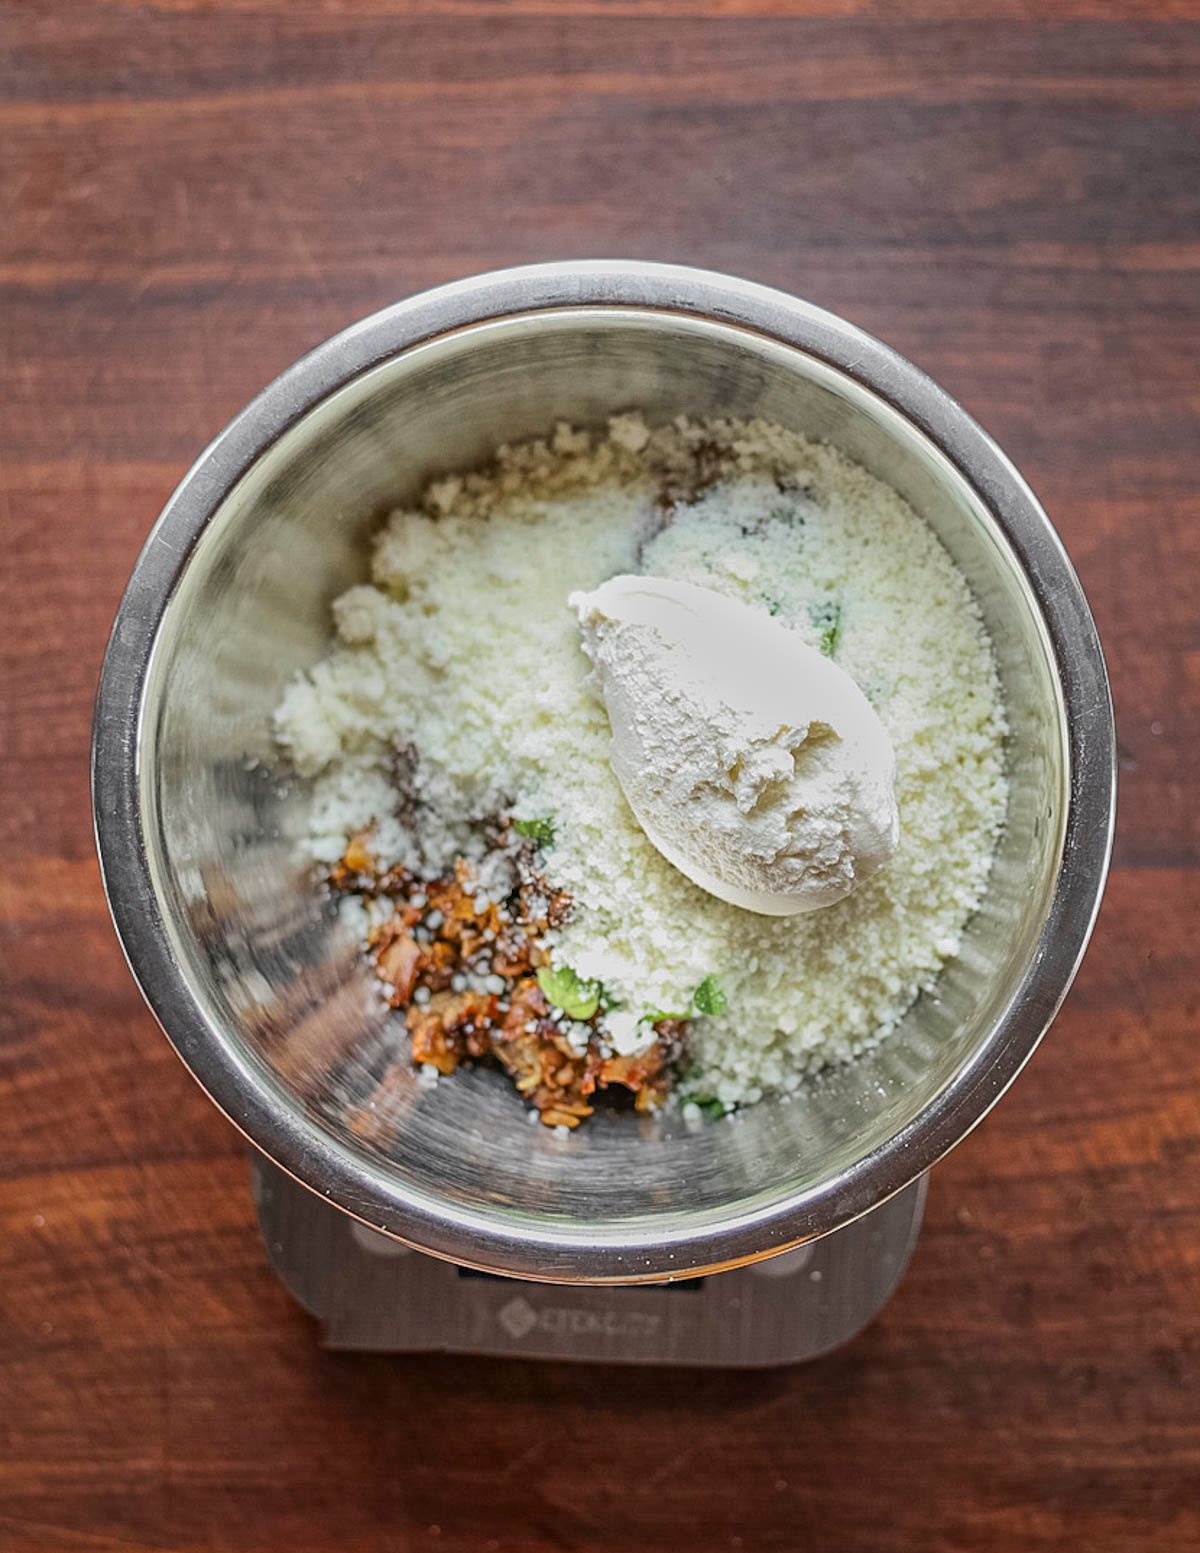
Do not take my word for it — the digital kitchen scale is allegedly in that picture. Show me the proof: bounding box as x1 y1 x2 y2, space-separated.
252 1156 926 1366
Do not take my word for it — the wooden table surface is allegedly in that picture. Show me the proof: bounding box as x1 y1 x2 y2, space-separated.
2 4 1198 1550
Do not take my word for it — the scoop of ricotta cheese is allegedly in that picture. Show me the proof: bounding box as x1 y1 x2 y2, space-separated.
570 575 899 916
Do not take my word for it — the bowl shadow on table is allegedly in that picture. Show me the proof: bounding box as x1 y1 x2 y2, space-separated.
293 1336 896 1541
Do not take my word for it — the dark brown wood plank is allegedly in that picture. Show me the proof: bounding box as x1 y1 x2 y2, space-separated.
14 0 1200 19
1 3 1197 1550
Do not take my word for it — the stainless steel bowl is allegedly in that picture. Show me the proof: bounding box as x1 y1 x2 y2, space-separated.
92 262 1114 1283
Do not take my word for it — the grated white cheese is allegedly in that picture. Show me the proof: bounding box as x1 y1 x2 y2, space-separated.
275 415 1007 1105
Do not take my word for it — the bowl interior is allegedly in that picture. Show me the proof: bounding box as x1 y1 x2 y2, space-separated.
138 309 1066 1276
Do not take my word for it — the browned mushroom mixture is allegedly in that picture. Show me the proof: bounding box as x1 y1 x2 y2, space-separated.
327 824 690 1128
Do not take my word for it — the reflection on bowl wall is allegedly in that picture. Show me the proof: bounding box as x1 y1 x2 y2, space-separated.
93 264 1114 1282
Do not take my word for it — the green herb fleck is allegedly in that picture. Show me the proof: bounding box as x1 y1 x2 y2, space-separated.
513 816 555 847
763 595 783 617
644 1006 690 1024
692 975 728 1017
811 599 842 657
689 1095 729 1120
536 964 601 1021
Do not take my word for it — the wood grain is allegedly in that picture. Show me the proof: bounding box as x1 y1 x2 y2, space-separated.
1 4 1197 1550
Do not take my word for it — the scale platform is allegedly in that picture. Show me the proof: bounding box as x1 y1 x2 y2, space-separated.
253 1157 926 1367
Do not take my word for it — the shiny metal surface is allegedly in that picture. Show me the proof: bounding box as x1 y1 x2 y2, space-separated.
92 262 1115 1284
252 1156 928 1365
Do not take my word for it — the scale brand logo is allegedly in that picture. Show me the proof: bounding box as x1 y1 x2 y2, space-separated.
496 1295 662 1344
497 1296 539 1340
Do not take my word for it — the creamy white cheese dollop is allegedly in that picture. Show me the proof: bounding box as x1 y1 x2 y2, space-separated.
570 576 899 916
